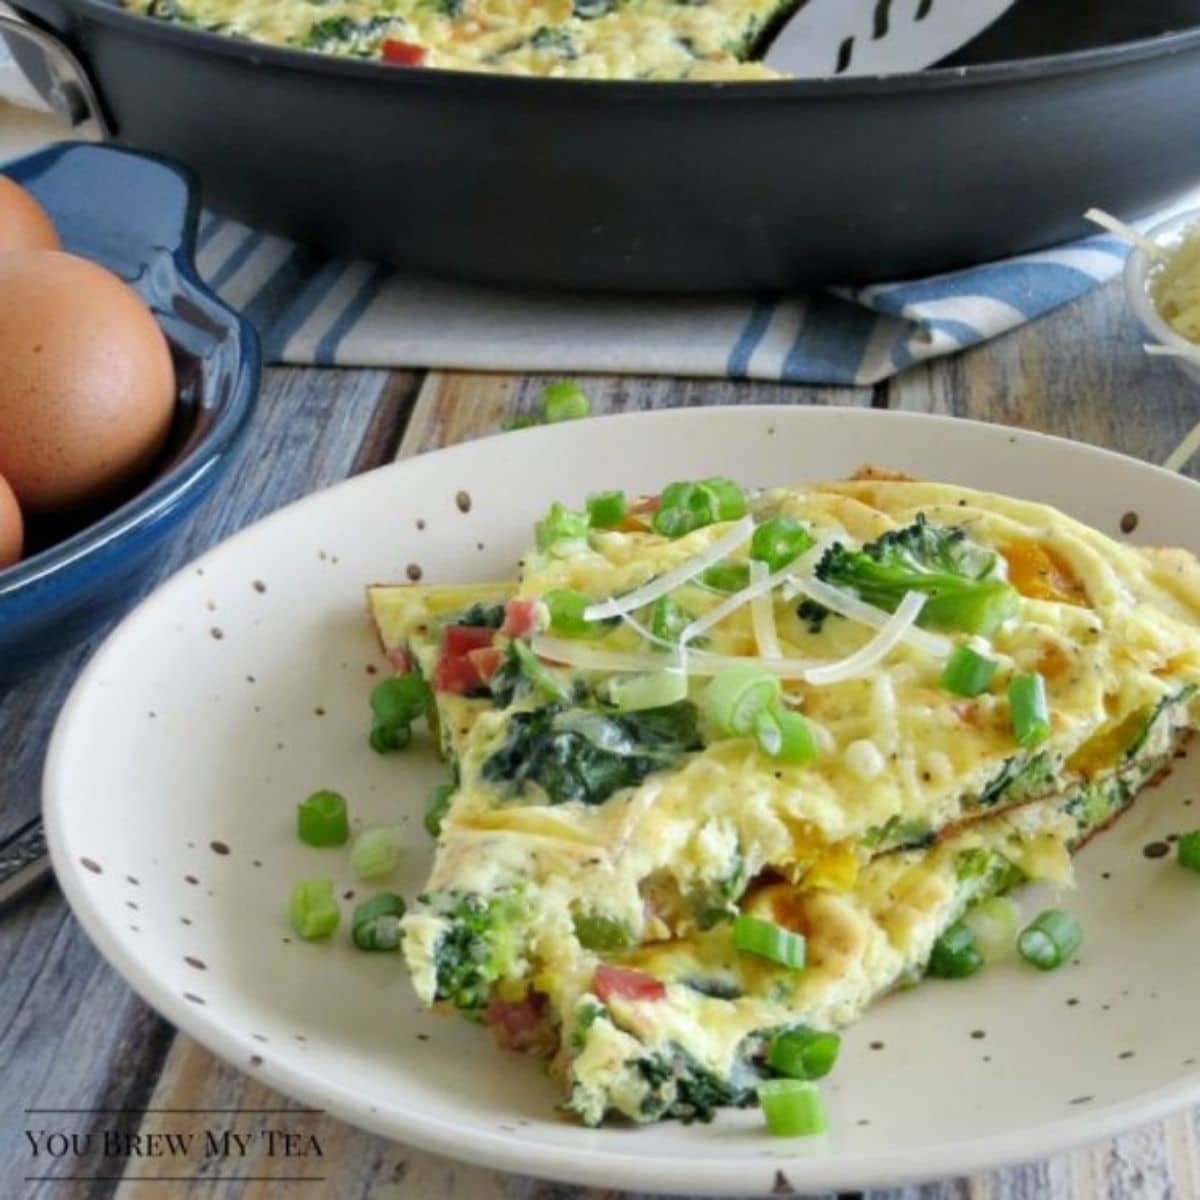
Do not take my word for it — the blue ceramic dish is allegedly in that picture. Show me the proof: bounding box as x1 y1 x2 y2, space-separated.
0 141 259 681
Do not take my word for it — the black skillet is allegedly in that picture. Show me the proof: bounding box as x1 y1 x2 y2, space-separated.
4 0 1200 293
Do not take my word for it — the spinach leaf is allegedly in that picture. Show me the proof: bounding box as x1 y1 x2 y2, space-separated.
482 701 701 806
977 751 1055 808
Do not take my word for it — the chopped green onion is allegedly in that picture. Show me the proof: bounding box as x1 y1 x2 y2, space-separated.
940 645 998 697
606 669 689 712
701 563 751 592
753 708 818 765
350 826 403 880
543 589 593 636
541 379 590 423
962 896 1019 962
653 478 747 539
351 891 406 951
1017 908 1081 971
288 878 340 940
701 477 749 522
649 595 690 644
750 516 813 574
500 414 540 432
424 783 453 839
1178 830 1200 873
705 664 781 736
733 914 806 970
296 789 350 847
758 1079 827 1138
369 673 430 753
1009 672 1051 748
586 490 626 528
573 912 634 952
513 638 574 702
535 501 589 551
766 1025 840 1080
927 921 983 978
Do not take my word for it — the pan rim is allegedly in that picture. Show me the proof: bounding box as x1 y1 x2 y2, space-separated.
19 0 1200 99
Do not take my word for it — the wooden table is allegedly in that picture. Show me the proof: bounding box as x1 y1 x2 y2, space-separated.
4 275 1200 1200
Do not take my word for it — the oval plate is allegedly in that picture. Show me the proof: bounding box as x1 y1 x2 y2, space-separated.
44 407 1200 1194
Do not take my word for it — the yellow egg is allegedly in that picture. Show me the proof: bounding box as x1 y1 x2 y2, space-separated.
0 177 59 255
0 250 176 514
0 472 22 568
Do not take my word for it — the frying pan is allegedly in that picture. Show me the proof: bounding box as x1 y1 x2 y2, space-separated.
3 0 1200 293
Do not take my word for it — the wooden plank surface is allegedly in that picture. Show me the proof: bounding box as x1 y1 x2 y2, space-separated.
4 282 1200 1200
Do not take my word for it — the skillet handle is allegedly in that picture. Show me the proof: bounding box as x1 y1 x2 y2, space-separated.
0 8 112 134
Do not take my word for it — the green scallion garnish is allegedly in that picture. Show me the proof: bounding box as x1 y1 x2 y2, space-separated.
288 877 340 940
750 516 813 574
705 664 781 737
940 645 998 698
1017 908 1080 970
1009 672 1051 748
962 896 1019 962
758 1079 827 1138
586 489 626 528
296 789 350 847
753 707 818 765
543 588 593 637
369 673 430 754
513 638 574 702
573 911 635 952
653 478 747 539
349 826 402 880
701 563 751 593
541 380 590 423
766 1025 840 1080
606 668 689 712
424 783 453 839
1178 830 1200 873
351 891 406 951
927 921 983 978
649 594 690 644
535 501 590 552
732 914 806 970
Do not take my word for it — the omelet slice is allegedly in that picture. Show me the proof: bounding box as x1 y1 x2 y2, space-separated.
372 474 1200 1124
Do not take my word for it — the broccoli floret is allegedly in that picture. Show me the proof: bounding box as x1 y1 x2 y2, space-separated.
814 515 1019 635
425 891 527 1014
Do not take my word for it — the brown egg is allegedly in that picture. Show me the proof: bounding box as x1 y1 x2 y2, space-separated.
0 177 60 254
0 250 176 514
0 472 22 568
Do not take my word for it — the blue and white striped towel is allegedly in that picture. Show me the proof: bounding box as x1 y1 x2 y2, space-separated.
197 186 1200 387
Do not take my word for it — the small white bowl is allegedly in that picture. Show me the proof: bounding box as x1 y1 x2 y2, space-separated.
1123 207 1200 386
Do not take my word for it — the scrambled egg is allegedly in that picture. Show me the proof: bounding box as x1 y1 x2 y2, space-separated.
370 477 1200 1124
125 0 790 80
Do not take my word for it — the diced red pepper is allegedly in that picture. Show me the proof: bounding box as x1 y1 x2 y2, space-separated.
502 598 539 638
381 38 427 66
592 964 666 1004
484 992 548 1052
442 624 495 656
468 646 504 683
434 623 497 693
385 646 411 674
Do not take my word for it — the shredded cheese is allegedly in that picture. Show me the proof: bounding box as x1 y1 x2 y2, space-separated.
582 517 754 622
785 574 952 659
803 591 927 686
678 557 798 647
748 560 782 659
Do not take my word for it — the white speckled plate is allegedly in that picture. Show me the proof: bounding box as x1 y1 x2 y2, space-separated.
44 407 1200 1195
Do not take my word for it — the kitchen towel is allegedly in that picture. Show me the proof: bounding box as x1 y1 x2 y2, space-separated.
197 192 1200 388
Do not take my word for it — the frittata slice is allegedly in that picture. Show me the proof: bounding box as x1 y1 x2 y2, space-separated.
125 0 796 80
370 475 1200 1124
